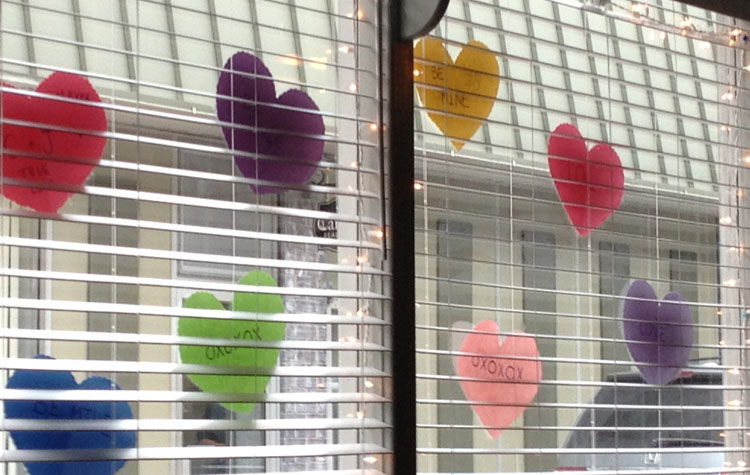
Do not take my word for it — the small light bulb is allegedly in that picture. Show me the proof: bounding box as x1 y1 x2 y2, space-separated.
363 456 378 464
369 123 378 131
631 2 647 15
364 380 374 388
680 17 694 29
414 182 424 190
720 216 733 225
729 368 741 375
349 83 357 92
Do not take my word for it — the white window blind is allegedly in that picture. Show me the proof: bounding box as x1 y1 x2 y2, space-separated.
1 1 392 474
415 0 750 474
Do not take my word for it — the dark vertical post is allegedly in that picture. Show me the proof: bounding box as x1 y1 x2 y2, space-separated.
389 1 416 474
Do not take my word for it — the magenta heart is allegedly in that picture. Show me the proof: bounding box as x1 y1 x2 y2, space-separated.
548 123 624 236
622 280 694 385
2 72 107 212
216 52 325 194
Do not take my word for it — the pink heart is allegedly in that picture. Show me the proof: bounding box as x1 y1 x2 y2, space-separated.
548 123 624 236
456 320 542 439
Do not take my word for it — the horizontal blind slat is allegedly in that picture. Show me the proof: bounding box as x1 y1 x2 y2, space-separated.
0 237 386 275
1 443 390 462
0 300 390 325
1 358 390 378
1 417 391 432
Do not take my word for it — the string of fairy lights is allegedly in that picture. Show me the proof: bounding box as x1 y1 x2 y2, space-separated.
579 0 750 52
563 1 750 463
614 1 750 464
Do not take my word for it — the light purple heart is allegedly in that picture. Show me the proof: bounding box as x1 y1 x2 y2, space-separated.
622 280 694 385
216 52 325 194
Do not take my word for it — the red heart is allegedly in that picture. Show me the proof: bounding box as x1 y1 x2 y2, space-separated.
2 72 107 213
456 320 542 439
547 123 624 236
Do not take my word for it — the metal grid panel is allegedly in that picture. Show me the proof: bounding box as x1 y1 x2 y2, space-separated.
415 0 750 473
415 0 723 193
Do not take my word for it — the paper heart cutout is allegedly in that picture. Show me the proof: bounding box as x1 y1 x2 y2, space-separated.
414 38 500 150
179 270 285 413
547 123 624 236
216 52 325 194
622 280 694 385
2 72 107 212
456 320 542 438
4 355 135 475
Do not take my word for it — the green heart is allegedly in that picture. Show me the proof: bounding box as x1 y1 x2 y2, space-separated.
179 270 285 413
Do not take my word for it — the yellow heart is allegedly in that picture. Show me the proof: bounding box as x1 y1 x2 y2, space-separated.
414 38 500 151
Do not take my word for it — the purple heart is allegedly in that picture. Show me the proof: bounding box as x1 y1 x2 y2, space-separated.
622 280 694 385
216 52 325 194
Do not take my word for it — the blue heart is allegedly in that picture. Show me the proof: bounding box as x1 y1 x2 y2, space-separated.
4 356 136 475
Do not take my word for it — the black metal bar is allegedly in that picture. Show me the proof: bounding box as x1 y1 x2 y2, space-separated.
679 0 750 22
389 0 416 474
378 0 388 261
